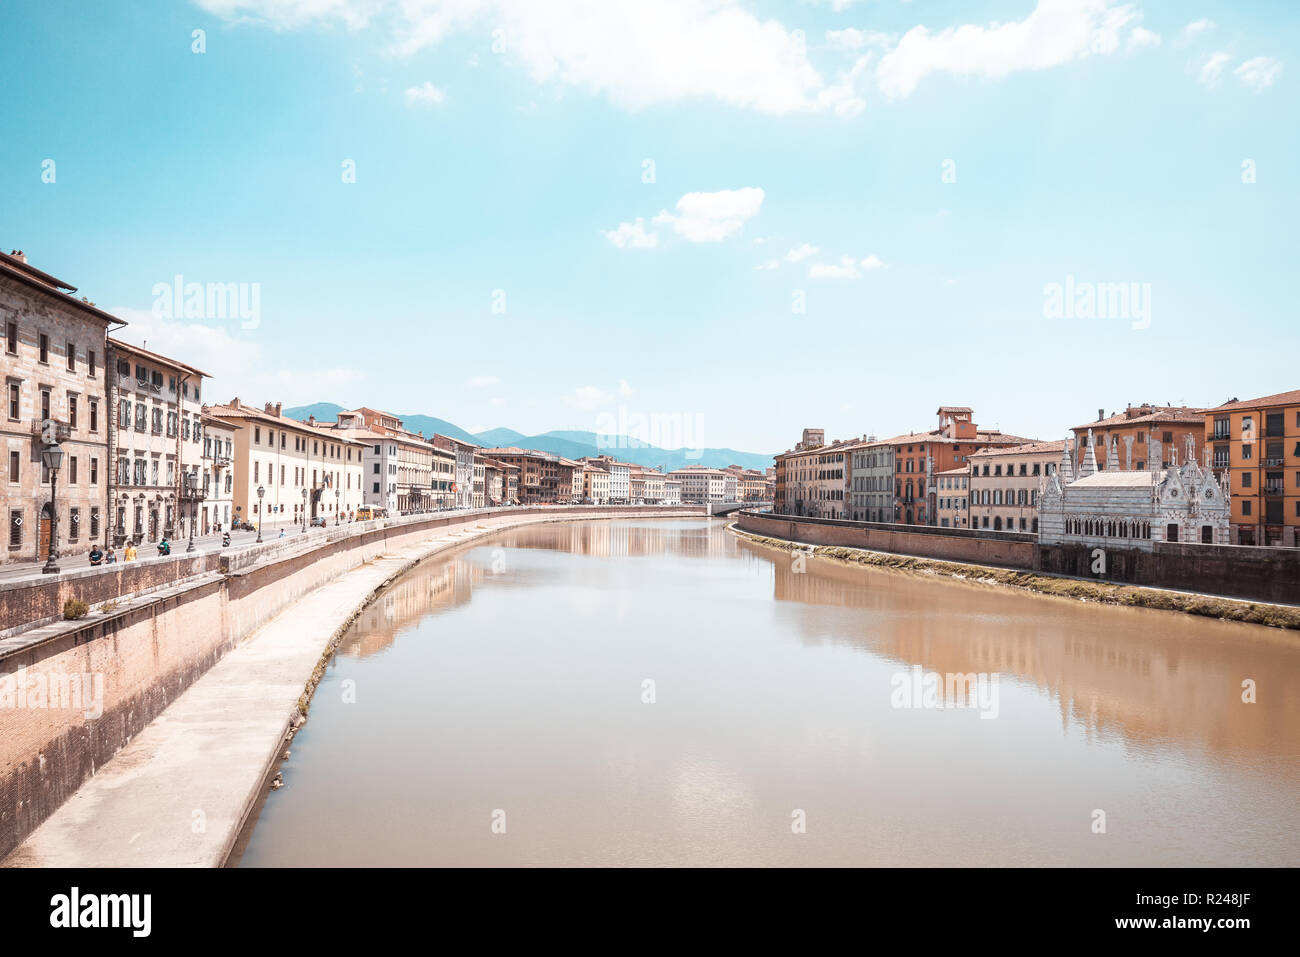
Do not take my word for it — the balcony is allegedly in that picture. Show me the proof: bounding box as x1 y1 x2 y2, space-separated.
1263 483 1285 496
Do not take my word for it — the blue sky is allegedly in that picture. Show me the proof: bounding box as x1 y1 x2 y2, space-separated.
2 0 1296 453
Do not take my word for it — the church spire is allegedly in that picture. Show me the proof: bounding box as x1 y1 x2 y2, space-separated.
1079 429 1098 478
1058 437 1075 484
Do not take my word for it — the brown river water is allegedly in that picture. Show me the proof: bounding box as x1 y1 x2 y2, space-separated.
235 518 1300 867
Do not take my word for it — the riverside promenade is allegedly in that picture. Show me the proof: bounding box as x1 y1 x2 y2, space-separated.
2 506 704 867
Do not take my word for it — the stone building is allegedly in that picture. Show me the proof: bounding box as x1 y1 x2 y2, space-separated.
1070 403 1206 475
663 478 682 505
327 408 435 513
774 429 860 519
198 411 239 534
849 438 893 522
968 439 1065 533
433 433 478 509
2 249 122 564
935 465 970 529
208 399 365 533
667 465 736 505
105 339 208 545
583 462 610 503
1039 431 1230 550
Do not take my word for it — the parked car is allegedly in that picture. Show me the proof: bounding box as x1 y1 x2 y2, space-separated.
311 517 327 528
235 519 255 531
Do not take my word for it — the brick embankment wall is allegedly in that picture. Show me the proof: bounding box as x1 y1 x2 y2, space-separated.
1036 541 1300 605
0 505 704 860
737 510 1300 606
734 511 1037 569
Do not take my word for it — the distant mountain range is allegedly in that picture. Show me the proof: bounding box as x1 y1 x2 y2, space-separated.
284 403 774 472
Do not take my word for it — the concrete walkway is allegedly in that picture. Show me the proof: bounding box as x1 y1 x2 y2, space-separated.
3 512 634 867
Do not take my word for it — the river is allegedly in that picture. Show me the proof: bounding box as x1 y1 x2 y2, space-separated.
235 518 1300 867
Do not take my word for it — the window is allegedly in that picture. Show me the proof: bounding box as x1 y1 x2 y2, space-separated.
69 457 78 484
90 507 100 539
88 350 96 377
39 333 49 363
8 450 18 482
9 510 22 547
4 322 15 355
255 427 261 443
1243 500 1252 516
69 507 79 541
89 400 98 432
66 341 76 371
41 389 50 421
1242 444 1252 460
68 395 78 429
90 458 98 484
7 382 18 420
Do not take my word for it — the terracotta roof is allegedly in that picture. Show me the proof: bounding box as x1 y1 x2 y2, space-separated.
971 439 1067 457
108 337 210 378
1070 406 1204 430
208 401 364 442
936 465 970 475
1205 390 1300 413
936 405 973 414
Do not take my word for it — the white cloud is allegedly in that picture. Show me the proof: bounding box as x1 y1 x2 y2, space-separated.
1126 27 1159 52
618 379 634 397
108 307 364 404
1235 56 1283 92
754 259 780 271
1199 51 1231 88
489 396 506 408
652 187 764 243
808 254 887 279
875 0 1144 101
1181 18 1215 42
197 0 863 116
404 81 446 106
565 385 612 411
785 243 819 263
467 374 500 388
826 28 894 52
602 217 659 249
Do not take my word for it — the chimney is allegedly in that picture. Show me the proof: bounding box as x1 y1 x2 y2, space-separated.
307 415 316 426
10 250 26 263
1098 408 1104 421
231 397 241 409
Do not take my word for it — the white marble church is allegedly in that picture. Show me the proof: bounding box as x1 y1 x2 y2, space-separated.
1039 430 1230 551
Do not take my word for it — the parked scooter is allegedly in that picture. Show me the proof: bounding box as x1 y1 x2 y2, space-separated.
222 531 231 548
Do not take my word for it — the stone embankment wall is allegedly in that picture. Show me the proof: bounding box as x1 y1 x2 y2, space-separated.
735 510 1300 605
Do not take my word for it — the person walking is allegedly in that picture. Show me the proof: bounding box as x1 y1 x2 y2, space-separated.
124 541 138 562
105 547 117 564
89 545 104 566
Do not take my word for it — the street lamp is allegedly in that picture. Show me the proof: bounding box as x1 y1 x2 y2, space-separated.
334 487 340 525
256 484 265 543
301 487 308 533
40 443 63 574
185 471 203 553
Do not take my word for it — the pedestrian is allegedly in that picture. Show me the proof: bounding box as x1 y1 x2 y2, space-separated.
124 541 138 562
89 544 104 565
105 547 117 564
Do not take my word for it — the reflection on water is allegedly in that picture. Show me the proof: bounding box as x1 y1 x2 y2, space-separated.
239 519 1300 867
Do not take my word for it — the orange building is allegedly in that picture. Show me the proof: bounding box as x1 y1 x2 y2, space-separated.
1069 403 1205 474
880 407 1035 525
1203 389 1300 547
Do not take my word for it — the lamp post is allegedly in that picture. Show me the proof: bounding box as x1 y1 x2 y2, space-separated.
41 443 63 574
185 471 200 553
256 484 265 543
334 487 340 525
301 487 308 533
